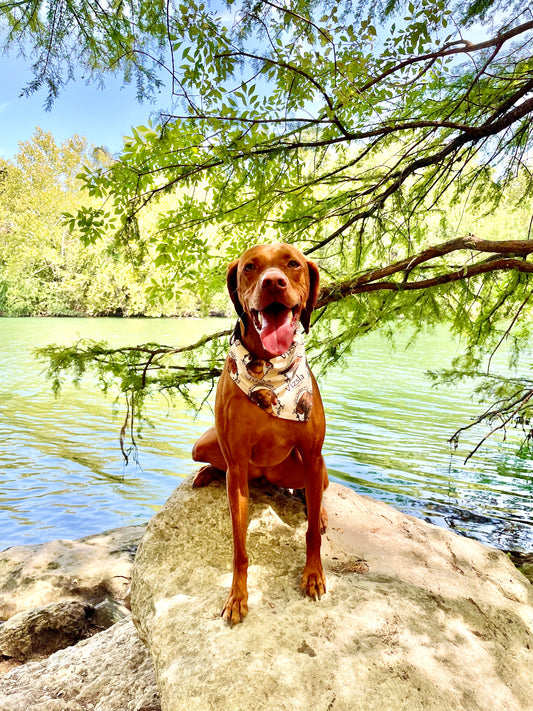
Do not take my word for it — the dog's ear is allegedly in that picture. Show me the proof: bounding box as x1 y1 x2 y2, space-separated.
300 258 320 333
226 258 244 318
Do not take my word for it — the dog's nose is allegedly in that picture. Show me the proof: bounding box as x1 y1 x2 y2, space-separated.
261 269 288 290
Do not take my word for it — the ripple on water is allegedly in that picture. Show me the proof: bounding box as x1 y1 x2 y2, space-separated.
1 318 533 551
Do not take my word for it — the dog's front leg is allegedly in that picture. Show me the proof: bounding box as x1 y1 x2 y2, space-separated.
223 465 249 625
301 455 327 600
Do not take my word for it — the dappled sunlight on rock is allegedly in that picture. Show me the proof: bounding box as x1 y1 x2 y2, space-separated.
132 475 533 711
0 526 144 619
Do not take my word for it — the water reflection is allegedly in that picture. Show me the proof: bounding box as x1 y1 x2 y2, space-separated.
1 317 532 552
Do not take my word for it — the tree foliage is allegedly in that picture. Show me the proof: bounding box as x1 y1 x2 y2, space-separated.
2 0 533 456
0 129 106 315
0 130 228 316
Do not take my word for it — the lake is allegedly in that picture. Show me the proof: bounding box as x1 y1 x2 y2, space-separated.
1 317 532 552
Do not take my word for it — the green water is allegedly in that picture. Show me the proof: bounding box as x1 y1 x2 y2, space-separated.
1 317 532 551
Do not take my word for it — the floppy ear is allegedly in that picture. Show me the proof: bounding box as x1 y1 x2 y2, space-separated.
300 258 320 333
226 259 244 318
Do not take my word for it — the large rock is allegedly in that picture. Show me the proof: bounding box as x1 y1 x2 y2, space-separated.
0 600 91 661
132 475 533 711
0 525 145 620
0 618 160 711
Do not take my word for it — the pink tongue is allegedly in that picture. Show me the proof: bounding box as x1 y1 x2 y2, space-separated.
260 309 294 356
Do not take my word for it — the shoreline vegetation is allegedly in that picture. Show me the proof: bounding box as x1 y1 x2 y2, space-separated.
0 131 231 321
0 309 230 319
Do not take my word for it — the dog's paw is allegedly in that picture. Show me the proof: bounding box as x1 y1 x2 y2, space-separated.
192 465 226 488
301 566 326 601
221 591 248 626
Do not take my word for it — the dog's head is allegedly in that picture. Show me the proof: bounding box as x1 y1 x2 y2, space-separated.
227 244 320 357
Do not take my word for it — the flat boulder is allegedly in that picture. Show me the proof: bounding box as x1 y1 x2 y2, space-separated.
132 475 533 711
0 618 160 711
0 525 145 620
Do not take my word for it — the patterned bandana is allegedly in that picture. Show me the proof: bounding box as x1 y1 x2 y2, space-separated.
227 324 313 421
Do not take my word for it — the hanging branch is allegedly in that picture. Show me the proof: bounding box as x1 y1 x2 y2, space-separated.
38 235 533 390
449 389 533 463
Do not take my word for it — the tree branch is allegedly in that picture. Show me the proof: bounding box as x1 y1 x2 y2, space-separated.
307 90 533 254
357 19 533 95
317 237 533 306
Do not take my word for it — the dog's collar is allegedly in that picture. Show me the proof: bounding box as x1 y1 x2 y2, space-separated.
227 323 313 421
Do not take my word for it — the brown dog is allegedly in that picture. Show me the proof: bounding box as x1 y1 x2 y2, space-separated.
192 243 328 624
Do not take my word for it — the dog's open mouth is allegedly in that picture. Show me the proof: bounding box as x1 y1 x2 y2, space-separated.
252 303 300 356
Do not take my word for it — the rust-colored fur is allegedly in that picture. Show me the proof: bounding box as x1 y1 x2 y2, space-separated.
192 244 328 624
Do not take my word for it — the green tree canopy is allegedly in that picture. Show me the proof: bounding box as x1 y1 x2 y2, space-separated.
0 130 231 316
0 129 102 315
2 0 533 456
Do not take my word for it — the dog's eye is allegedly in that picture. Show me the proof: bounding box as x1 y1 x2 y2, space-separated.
288 260 301 268
244 263 256 272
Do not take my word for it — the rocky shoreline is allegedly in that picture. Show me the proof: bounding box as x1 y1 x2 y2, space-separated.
1 478 533 710
0 524 160 710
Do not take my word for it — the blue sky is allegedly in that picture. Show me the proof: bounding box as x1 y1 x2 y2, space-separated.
0 50 163 159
